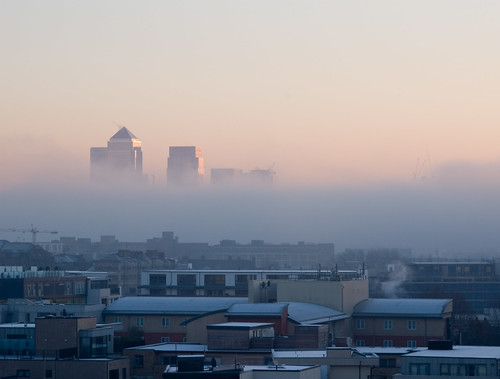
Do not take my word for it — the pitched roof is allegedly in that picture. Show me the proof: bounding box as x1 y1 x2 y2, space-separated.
103 296 248 315
226 302 288 317
287 302 347 324
110 126 138 140
352 298 452 318
225 302 347 324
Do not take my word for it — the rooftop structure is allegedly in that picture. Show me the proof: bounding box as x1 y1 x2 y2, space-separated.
140 268 358 299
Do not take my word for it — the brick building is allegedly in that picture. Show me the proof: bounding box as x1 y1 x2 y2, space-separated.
351 298 452 348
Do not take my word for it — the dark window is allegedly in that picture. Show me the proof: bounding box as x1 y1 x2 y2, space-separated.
109 369 119 379
134 354 144 368
380 358 396 368
45 369 53 378
205 274 225 285
150 274 166 285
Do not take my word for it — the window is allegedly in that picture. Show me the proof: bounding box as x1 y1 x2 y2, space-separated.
408 320 416 330
409 363 430 375
17 370 30 377
134 355 144 368
384 320 392 330
356 340 365 347
383 340 393 347
204 274 225 285
356 319 365 329
115 317 122 323
379 358 396 368
161 337 170 343
407 340 417 348
150 274 166 285
177 274 196 296
45 369 53 378
441 364 486 376
162 317 170 327
136 317 144 327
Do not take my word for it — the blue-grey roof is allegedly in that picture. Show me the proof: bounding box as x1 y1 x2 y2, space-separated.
402 345 500 359
226 303 288 317
125 343 207 353
287 302 347 324
207 322 274 330
104 296 248 315
225 302 347 324
352 299 452 318
0 241 34 252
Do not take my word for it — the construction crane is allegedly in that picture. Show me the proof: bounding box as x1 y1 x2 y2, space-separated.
0 224 58 244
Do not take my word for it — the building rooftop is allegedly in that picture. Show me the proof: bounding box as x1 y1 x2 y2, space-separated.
272 350 327 359
242 365 318 372
352 298 452 318
226 302 287 317
225 301 347 324
125 343 207 353
0 322 35 329
104 296 248 315
403 345 500 359
207 322 274 330
357 346 426 355
109 126 138 140
288 302 348 323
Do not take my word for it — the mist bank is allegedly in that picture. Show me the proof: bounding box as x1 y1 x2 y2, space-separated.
2 171 500 257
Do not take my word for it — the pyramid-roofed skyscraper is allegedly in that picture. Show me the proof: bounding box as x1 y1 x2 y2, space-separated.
90 126 143 182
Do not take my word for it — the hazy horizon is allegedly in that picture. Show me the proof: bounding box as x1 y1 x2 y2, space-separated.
2 1 500 256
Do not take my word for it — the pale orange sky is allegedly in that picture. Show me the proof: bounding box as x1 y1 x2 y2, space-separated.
1 1 500 189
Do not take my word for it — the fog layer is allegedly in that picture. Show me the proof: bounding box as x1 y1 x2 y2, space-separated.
2 161 500 257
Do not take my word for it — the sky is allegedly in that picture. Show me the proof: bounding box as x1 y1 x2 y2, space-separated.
1 1 500 254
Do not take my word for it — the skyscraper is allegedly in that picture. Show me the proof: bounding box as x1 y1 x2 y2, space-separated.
90 127 143 182
166 146 204 186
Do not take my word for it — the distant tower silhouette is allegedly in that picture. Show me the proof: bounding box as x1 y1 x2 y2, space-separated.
90 126 143 182
167 146 204 186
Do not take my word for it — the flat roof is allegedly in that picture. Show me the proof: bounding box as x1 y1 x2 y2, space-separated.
0 322 35 328
143 269 354 274
126 343 207 353
410 261 494 265
207 322 274 330
357 347 426 355
242 365 318 372
403 345 500 359
273 350 327 359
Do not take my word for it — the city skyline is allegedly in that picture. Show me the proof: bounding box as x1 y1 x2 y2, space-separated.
2 1 500 189
2 1 500 256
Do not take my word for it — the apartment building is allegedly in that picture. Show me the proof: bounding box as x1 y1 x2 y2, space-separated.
351 298 452 348
0 316 128 379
